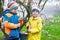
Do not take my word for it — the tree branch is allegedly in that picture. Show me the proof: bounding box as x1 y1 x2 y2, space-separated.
40 0 48 12
19 6 25 17
38 0 42 5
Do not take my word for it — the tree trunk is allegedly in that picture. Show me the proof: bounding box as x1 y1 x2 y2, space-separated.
0 0 5 34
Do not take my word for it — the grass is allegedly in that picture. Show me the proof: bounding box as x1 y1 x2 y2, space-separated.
0 21 60 40
20 24 27 32
41 14 60 40
0 31 4 38
41 22 60 40
0 14 60 40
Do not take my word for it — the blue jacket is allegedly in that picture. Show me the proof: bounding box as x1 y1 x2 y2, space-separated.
2 9 20 38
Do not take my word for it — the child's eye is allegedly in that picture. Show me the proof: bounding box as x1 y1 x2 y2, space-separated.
15 9 17 10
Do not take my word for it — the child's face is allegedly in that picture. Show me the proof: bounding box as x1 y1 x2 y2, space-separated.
11 9 18 13
32 11 38 18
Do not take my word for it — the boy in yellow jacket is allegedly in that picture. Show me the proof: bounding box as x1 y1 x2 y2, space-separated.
26 8 42 40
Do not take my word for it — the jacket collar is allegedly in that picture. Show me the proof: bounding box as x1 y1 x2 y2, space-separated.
31 16 38 20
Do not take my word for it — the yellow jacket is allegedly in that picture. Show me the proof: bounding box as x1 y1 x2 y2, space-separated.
26 16 42 40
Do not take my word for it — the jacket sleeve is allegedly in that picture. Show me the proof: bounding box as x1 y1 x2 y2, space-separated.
37 19 42 31
26 17 33 27
26 22 29 27
30 28 40 33
30 19 42 33
4 21 18 29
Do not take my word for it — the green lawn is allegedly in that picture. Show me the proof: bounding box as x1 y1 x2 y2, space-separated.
41 22 60 40
41 14 60 40
0 14 60 40
0 31 4 38
0 22 60 40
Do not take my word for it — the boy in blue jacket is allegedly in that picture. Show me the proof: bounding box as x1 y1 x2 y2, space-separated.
2 1 21 40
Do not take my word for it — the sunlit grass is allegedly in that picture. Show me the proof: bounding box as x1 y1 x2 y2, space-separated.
0 31 4 38
0 14 60 40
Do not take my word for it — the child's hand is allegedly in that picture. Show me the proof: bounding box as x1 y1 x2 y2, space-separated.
21 32 28 35
28 26 31 33
17 23 20 27
18 18 24 27
28 29 31 33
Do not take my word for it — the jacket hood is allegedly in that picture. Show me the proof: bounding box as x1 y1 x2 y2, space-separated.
2 9 17 16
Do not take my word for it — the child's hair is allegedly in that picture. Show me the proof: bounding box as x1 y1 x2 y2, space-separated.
32 9 40 13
